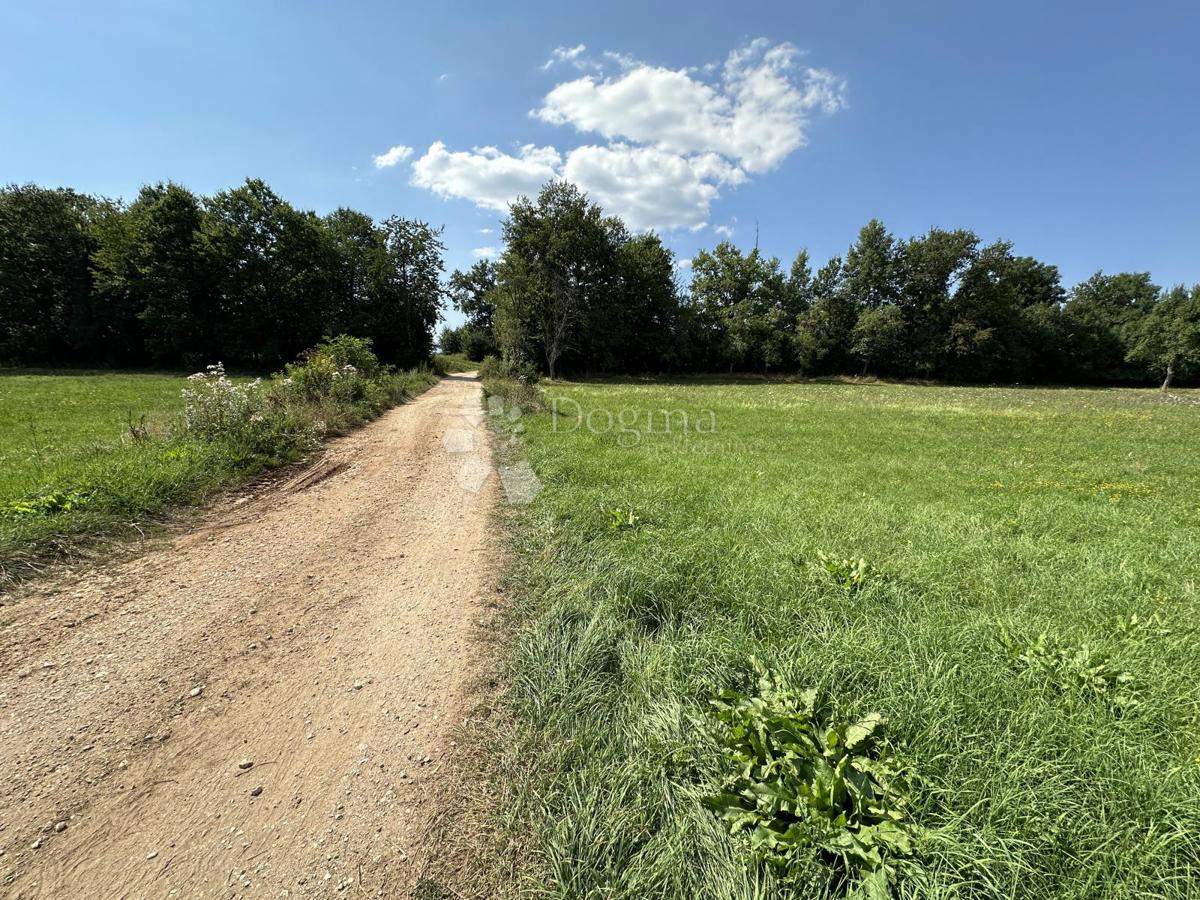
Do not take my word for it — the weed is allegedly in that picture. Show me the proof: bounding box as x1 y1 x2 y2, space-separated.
4 487 93 518
1001 630 1138 713
814 552 875 593
704 662 920 898
605 506 643 530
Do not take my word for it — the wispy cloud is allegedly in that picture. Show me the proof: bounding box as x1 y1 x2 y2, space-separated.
472 246 498 258
372 145 414 169
541 43 593 71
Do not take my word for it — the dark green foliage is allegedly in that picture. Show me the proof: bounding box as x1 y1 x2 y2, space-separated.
0 180 443 369
477 180 1195 385
0 185 97 363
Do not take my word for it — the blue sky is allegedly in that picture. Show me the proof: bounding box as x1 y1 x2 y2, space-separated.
3 0 1198 328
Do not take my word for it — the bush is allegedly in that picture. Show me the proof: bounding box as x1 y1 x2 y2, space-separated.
181 364 267 441
477 354 540 384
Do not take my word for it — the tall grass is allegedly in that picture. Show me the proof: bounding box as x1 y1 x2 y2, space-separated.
486 379 1200 898
0 339 437 586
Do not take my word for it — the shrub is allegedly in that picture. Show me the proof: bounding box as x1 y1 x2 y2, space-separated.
181 363 267 441
478 354 539 384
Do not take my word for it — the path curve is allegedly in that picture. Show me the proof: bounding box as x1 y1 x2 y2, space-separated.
0 373 499 897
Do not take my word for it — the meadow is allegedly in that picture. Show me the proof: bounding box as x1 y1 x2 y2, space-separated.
0 348 436 586
487 378 1200 899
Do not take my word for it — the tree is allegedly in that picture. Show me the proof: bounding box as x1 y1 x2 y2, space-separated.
373 216 445 367
842 218 900 310
448 259 498 332
1126 285 1200 389
795 256 855 373
897 228 979 377
1063 272 1159 382
439 325 463 354
496 182 616 378
691 242 790 372
203 179 339 365
448 259 499 360
91 183 213 364
610 232 679 372
0 184 96 364
850 305 906 375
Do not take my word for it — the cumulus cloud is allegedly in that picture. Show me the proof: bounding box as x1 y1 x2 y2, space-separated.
533 38 845 173
372 145 413 168
472 246 498 258
675 258 692 271
410 142 562 211
563 144 733 231
399 39 845 232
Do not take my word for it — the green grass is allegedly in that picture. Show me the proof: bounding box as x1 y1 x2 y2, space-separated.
488 378 1200 899
0 365 436 585
434 352 479 373
0 371 194 497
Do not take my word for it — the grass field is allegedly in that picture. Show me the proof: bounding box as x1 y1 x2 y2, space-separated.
488 379 1200 899
0 371 193 498
0 363 436 585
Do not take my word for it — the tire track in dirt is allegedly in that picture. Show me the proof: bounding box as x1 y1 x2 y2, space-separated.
0 373 500 898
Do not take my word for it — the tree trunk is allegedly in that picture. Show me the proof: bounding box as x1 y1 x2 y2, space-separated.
1161 361 1174 391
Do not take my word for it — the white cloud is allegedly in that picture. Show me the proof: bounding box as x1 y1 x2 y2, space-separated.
472 246 498 258
675 258 692 271
410 141 562 211
541 44 593 71
404 39 845 232
372 145 414 169
533 39 845 173
479 227 493 234
712 223 734 238
562 144 728 231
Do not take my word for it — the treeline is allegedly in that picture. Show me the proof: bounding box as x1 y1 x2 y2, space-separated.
445 182 1200 387
0 180 444 369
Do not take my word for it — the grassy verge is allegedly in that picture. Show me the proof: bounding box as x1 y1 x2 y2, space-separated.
484 378 1200 898
0 338 437 587
432 352 479 374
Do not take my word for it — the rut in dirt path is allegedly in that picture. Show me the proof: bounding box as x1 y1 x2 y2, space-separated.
0 373 501 898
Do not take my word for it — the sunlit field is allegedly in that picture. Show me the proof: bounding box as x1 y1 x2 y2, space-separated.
490 379 1200 899
0 371 190 498
0 364 435 584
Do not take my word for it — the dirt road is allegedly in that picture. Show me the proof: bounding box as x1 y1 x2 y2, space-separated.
0 374 500 898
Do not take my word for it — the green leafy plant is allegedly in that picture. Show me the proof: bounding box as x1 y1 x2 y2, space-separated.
1001 630 1138 713
5 487 93 518
605 506 643 530
813 551 875 593
704 662 920 898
